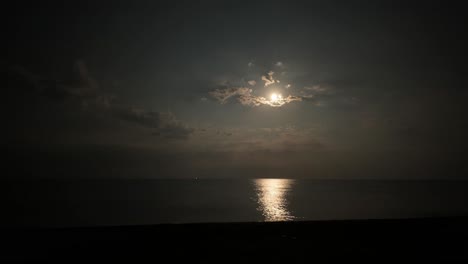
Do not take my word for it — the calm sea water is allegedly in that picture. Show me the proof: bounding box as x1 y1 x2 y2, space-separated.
3 179 468 227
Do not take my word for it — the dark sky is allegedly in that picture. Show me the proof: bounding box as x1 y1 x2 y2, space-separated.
3 1 468 179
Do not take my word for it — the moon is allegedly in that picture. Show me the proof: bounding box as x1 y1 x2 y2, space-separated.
270 93 282 102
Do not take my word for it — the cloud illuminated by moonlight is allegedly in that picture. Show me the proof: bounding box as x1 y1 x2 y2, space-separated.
261 71 276 87
210 87 302 107
209 64 336 108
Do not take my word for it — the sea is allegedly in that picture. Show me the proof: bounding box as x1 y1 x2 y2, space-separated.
3 179 468 228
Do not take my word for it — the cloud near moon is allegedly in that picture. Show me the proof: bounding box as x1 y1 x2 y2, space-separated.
209 86 309 107
261 71 277 87
209 65 332 107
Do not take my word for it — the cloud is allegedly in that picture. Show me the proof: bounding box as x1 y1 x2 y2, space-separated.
300 93 315 100
4 61 194 140
209 87 252 104
4 63 98 102
112 107 160 128
208 63 345 108
261 71 276 86
297 84 336 105
209 83 337 107
75 59 99 91
189 126 325 154
241 94 302 107
210 86 302 107
151 112 194 139
109 106 194 139
261 76 274 86
304 84 331 93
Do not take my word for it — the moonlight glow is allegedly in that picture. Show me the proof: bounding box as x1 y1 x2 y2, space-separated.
270 93 282 102
209 69 305 107
254 179 295 221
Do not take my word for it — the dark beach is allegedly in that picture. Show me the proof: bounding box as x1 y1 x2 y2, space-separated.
3 217 468 263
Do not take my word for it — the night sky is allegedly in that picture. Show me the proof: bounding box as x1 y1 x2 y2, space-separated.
4 1 468 179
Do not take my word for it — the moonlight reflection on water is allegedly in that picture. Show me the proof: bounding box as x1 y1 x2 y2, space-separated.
253 179 295 221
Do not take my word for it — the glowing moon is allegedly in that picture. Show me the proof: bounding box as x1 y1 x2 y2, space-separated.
270 93 282 102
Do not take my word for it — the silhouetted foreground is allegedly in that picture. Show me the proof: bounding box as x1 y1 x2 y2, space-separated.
2 217 468 263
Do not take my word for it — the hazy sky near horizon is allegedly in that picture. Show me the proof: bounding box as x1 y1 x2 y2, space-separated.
3 1 467 179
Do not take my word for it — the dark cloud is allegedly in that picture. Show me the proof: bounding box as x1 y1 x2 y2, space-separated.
112 107 161 128
150 112 194 139
3 61 193 143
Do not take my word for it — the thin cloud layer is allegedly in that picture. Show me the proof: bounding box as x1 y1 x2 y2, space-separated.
209 87 253 104
304 84 333 94
246 94 302 107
